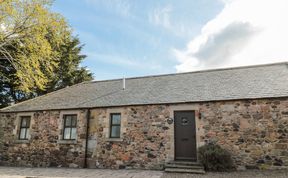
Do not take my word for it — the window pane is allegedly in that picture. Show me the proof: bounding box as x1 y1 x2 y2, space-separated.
71 117 77 127
21 118 27 127
19 128 26 139
21 117 31 127
65 117 71 126
111 126 120 138
26 129 30 139
64 128 71 139
111 114 121 125
71 128 77 139
26 117 30 126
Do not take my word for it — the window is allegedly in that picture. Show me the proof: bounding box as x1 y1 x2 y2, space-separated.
63 114 77 140
19 116 31 140
110 113 121 138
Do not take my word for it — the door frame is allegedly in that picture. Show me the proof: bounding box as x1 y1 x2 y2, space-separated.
173 110 197 161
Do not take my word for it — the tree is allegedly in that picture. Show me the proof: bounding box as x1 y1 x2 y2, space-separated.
41 36 93 94
0 0 93 108
0 0 70 92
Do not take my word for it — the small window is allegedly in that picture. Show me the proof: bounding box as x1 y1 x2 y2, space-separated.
63 114 77 140
110 113 121 138
19 116 31 140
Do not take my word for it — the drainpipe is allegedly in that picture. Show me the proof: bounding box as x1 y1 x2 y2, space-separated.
84 109 90 168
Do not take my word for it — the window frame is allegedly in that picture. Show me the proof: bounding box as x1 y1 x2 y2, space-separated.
18 116 31 140
109 113 121 138
62 114 77 140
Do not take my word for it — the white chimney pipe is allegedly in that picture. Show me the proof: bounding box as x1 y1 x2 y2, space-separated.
123 77 125 90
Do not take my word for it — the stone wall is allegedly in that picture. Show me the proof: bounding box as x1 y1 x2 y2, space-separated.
0 110 88 168
0 97 288 170
86 106 172 170
197 98 288 170
85 98 288 170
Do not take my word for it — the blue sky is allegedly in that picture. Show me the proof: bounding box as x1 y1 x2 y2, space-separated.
52 0 288 80
52 0 223 80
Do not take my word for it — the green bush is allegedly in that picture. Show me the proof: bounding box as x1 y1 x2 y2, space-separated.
198 143 235 172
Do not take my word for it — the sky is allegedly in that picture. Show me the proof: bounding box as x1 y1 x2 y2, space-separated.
52 0 288 80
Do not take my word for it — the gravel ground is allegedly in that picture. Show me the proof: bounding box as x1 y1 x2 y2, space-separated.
0 167 288 178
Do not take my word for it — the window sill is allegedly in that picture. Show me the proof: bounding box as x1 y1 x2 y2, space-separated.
14 140 30 144
57 140 77 144
106 138 123 142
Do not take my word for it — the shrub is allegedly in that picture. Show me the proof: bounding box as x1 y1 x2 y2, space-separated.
198 143 235 171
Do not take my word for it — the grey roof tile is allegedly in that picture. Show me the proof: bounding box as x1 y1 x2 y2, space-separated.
1 62 288 112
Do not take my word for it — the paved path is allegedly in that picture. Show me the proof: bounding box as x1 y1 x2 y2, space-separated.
1 167 288 178
163 169 288 178
0 167 163 178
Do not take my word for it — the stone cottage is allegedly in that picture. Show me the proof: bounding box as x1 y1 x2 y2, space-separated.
0 62 288 171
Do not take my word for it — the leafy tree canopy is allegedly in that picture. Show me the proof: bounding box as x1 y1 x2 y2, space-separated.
0 0 93 108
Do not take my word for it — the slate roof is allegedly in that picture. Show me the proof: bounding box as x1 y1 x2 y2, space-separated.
1 62 288 112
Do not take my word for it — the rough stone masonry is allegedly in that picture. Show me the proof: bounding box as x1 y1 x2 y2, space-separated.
0 98 288 170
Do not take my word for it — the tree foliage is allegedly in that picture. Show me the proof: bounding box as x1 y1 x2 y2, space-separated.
0 0 70 92
41 36 93 94
0 0 93 108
